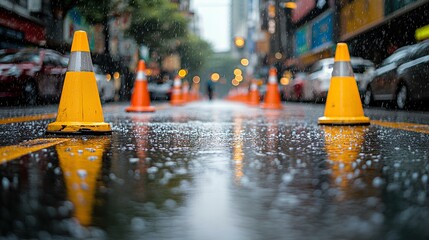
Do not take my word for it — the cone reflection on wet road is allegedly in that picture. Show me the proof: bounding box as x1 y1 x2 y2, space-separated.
132 115 151 178
56 137 110 226
323 126 380 200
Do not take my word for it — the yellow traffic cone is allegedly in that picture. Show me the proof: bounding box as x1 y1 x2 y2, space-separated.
46 30 111 134
318 43 370 125
56 137 110 226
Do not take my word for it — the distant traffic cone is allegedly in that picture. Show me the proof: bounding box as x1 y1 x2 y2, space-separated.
190 82 199 102
182 80 190 103
261 67 282 109
318 43 370 125
248 79 260 106
126 60 155 112
46 30 111 134
170 75 184 106
239 87 248 103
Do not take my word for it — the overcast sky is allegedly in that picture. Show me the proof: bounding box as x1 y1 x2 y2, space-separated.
191 0 231 52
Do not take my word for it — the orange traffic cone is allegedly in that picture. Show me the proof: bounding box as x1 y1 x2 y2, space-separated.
170 75 184 106
239 87 248 103
261 67 282 109
248 79 260 106
126 60 155 112
190 82 199 102
318 43 370 125
46 30 111 134
182 80 190 103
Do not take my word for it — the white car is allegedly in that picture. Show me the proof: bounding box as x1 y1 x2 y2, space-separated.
148 79 173 100
94 65 115 102
309 57 375 101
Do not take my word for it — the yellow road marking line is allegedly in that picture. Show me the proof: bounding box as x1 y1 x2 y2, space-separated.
0 113 56 125
0 138 69 165
372 120 429 135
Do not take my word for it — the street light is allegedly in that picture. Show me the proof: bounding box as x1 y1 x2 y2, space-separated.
233 68 242 76
178 69 188 78
192 76 200 84
282 1 296 61
234 36 245 48
284 2 297 9
240 58 249 66
211 72 220 82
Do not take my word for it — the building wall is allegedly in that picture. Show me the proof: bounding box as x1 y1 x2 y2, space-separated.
231 0 248 57
0 0 46 48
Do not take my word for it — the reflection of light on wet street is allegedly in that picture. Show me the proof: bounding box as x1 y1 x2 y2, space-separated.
1 101 429 239
233 117 244 184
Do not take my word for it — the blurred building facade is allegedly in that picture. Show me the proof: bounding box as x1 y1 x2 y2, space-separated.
0 0 47 49
256 0 429 75
0 0 197 100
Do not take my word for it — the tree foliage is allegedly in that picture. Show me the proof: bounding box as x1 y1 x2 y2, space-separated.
74 0 212 73
178 34 212 73
129 0 188 54
128 0 212 73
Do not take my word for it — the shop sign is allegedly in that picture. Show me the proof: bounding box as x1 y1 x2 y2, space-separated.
292 0 315 23
385 0 418 16
162 54 181 72
416 24 429 41
311 11 333 51
0 9 45 45
0 25 24 41
340 0 384 39
64 8 94 49
295 25 310 56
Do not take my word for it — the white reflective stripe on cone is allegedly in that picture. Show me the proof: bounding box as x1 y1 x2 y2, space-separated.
250 83 258 91
173 89 181 94
332 61 354 77
268 75 277 84
174 80 181 87
136 71 146 81
67 52 93 72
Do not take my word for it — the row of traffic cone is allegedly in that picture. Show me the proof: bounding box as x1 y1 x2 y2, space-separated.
127 61 201 111
170 75 201 105
227 43 370 125
225 67 283 109
46 30 369 136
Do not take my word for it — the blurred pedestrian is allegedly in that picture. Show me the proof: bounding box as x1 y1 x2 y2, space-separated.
207 80 215 100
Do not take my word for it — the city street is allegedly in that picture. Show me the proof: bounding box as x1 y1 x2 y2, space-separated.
1 101 429 239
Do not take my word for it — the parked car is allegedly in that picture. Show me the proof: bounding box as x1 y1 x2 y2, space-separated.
279 71 294 101
292 72 313 101
0 48 68 105
94 64 115 102
309 57 375 101
364 40 429 109
148 75 173 100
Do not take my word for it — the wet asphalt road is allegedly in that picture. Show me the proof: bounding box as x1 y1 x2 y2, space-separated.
1 100 429 240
